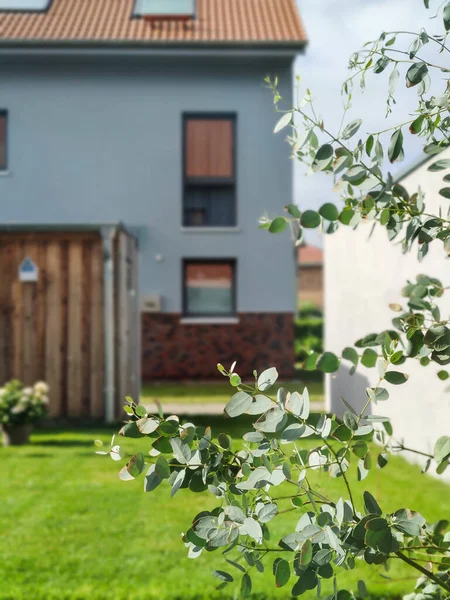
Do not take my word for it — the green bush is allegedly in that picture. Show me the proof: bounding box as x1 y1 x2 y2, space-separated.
295 305 323 363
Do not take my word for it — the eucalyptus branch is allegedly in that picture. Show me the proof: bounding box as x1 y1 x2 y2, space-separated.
392 444 434 459
396 551 450 593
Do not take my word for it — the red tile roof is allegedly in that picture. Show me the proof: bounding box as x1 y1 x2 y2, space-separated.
298 244 323 266
0 0 307 46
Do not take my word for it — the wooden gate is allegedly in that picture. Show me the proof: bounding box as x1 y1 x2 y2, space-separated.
0 228 139 420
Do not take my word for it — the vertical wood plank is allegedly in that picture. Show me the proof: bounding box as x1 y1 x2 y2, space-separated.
35 240 47 382
0 241 13 382
22 241 39 385
11 240 24 380
22 282 36 385
67 241 83 417
90 238 104 419
81 240 92 416
45 241 63 418
116 231 128 418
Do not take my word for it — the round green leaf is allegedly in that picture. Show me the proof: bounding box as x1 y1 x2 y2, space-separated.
361 348 378 368
229 373 242 387
304 351 319 370
384 371 408 385
300 210 321 228
269 217 287 233
316 352 340 373
225 391 253 418
319 203 339 221
352 440 368 458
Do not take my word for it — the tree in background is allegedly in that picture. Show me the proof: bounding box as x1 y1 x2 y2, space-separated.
99 2 450 598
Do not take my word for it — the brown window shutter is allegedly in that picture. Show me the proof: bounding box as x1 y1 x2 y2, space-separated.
185 119 233 178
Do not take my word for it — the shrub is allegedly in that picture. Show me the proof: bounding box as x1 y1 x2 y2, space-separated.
100 3 450 599
0 379 49 427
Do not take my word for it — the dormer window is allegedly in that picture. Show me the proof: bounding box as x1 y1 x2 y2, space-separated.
0 0 52 10
134 0 196 21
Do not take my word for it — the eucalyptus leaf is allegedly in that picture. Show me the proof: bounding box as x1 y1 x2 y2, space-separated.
225 391 253 418
342 119 362 140
274 112 292 133
257 367 278 391
300 210 321 228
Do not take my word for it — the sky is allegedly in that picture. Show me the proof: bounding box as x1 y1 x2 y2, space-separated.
293 0 437 246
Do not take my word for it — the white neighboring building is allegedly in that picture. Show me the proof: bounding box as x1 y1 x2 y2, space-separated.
325 149 450 465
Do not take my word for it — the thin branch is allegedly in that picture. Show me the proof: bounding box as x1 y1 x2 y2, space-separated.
392 444 434 459
396 551 450 593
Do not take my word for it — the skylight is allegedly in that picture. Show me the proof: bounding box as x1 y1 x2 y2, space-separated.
134 0 196 19
0 0 51 9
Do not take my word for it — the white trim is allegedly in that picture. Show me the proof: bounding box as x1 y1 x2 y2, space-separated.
180 316 240 325
180 226 241 234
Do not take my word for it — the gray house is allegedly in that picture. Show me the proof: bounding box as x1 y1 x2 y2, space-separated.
0 0 306 419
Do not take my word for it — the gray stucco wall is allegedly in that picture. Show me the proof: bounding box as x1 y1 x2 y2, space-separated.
0 54 296 313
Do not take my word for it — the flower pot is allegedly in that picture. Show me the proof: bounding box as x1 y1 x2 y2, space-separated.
1 424 33 447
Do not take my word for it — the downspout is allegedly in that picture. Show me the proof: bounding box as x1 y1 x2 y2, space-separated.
101 226 117 423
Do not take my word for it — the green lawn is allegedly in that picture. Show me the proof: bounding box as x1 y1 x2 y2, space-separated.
140 380 324 406
0 422 449 600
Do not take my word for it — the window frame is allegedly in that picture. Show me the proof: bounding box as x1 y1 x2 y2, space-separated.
132 0 196 19
0 110 8 171
182 258 237 317
182 113 237 227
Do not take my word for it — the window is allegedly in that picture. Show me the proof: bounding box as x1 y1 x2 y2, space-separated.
183 115 236 227
134 0 195 19
0 0 51 10
0 111 7 170
183 260 236 316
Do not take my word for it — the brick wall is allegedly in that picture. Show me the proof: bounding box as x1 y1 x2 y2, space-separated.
142 313 295 380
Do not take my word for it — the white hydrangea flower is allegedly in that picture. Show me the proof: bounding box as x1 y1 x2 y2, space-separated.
40 395 49 405
11 403 26 414
34 381 49 394
23 387 33 396
0 387 6 397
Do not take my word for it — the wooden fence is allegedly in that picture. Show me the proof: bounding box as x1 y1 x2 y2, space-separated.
0 229 139 419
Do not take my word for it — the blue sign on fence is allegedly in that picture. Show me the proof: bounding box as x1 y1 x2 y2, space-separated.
19 257 39 282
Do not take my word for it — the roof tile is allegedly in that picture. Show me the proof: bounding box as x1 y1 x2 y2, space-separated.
0 0 307 45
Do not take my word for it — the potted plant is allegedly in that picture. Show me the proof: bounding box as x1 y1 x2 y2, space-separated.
0 380 49 446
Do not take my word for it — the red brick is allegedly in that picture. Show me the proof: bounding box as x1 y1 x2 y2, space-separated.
142 313 295 380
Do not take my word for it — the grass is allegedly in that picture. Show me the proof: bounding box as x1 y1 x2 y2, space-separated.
0 422 449 600
140 380 324 406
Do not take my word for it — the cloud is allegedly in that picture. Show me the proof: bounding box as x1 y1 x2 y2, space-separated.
293 0 436 245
